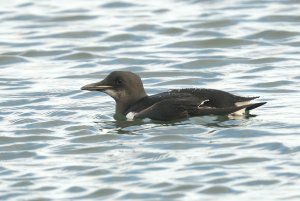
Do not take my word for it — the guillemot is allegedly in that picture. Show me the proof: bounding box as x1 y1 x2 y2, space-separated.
81 71 266 121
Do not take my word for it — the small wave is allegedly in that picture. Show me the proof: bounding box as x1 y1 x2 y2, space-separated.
215 128 274 138
241 142 290 154
145 134 189 142
0 151 36 160
55 52 99 60
165 38 255 48
219 157 271 165
26 120 72 128
0 98 49 107
259 15 300 22
103 33 148 42
251 80 294 88
102 57 163 65
159 27 186 35
20 50 69 57
4 14 46 21
71 134 118 143
245 30 300 40
200 186 241 194
77 188 119 199
0 55 27 65
29 31 104 39
101 1 137 8
0 136 60 145
127 24 159 31
189 19 236 28
173 59 227 69
43 15 98 22
238 179 279 186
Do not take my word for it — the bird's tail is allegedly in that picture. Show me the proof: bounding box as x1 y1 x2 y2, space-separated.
245 102 267 111
196 102 267 116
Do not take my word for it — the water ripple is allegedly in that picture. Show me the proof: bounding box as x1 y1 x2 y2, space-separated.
165 38 256 48
55 52 100 60
103 33 149 42
246 30 300 40
1 0 300 200
101 1 137 8
0 55 28 65
43 15 98 22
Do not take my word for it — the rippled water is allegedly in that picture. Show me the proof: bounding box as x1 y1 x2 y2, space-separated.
1 0 300 200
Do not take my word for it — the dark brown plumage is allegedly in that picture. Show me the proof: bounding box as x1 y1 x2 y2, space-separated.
81 71 266 121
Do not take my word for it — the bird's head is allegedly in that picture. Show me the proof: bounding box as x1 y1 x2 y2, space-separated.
81 71 147 113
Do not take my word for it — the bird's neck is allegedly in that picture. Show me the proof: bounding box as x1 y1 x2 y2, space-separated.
115 94 147 115
115 102 129 115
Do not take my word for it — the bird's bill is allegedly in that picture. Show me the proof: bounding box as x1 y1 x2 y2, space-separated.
81 81 113 91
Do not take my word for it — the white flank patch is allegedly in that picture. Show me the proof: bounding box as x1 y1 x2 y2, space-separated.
232 101 250 115
231 108 246 116
126 112 136 120
200 99 209 105
235 101 250 107
197 99 209 109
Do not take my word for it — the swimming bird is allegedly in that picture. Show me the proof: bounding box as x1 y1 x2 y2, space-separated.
81 71 266 121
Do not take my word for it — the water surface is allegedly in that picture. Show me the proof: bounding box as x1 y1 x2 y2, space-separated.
1 0 300 200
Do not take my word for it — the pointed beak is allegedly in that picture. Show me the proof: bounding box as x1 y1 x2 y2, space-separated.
81 81 113 91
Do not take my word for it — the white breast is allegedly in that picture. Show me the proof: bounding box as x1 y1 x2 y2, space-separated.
126 112 136 120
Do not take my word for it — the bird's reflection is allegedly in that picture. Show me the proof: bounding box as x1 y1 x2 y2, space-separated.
94 114 258 135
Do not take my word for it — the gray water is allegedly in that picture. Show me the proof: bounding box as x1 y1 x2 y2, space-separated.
1 0 300 200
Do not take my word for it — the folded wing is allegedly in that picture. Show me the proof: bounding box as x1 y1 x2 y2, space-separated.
134 97 266 121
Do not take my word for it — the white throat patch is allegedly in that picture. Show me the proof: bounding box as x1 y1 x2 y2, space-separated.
104 89 118 98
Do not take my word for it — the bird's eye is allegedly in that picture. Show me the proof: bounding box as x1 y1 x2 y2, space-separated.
115 79 122 85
